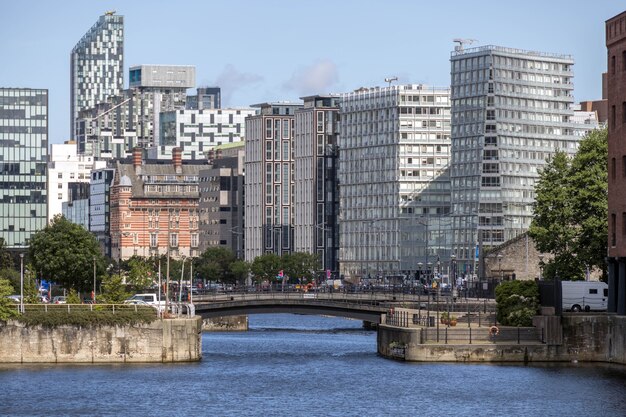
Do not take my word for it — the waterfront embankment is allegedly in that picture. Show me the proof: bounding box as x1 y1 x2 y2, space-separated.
0 317 202 363
378 311 626 364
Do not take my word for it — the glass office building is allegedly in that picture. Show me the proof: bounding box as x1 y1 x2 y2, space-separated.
0 88 48 249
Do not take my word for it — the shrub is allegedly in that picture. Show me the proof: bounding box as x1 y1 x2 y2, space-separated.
495 280 539 327
15 305 157 328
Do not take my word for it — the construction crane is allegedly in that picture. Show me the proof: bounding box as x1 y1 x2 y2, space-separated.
453 39 478 52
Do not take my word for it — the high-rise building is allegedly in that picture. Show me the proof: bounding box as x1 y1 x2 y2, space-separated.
244 102 302 261
89 167 115 258
187 87 221 110
149 107 255 160
47 142 105 222
71 11 124 140
606 11 626 314
0 88 48 249
293 95 341 279
450 45 580 277
77 65 195 158
338 85 451 281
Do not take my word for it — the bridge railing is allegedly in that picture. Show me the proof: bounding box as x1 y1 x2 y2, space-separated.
420 326 544 345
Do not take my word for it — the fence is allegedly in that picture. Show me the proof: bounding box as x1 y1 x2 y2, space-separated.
421 326 544 345
13 303 159 316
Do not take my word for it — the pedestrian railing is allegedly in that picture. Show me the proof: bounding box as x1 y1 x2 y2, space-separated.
13 303 159 316
421 326 544 345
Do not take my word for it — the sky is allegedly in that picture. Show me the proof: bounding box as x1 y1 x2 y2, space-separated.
0 0 623 144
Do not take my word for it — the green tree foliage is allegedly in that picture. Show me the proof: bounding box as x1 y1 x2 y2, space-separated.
0 238 13 270
195 247 236 283
126 257 155 291
0 268 19 292
66 289 81 304
495 280 539 327
0 278 18 321
230 260 250 285
29 215 106 292
250 253 282 283
99 274 131 303
529 128 608 281
282 252 319 283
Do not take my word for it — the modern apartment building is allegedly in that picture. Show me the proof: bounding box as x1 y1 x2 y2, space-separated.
293 95 341 278
606 11 626 314
198 143 245 255
244 102 302 261
149 107 255 160
187 87 221 110
0 88 48 249
89 167 115 257
76 65 195 158
110 148 205 261
338 85 452 281
449 45 580 277
47 142 105 221
71 11 124 141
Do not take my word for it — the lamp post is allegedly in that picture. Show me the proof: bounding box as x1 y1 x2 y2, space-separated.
93 255 97 304
497 254 503 282
178 256 187 305
19 253 24 314
538 254 544 280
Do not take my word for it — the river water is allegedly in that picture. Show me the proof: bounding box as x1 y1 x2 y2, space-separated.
2 314 626 416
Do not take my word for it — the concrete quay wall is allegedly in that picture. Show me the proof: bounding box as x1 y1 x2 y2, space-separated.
0 317 202 363
378 315 626 363
203 315 248 332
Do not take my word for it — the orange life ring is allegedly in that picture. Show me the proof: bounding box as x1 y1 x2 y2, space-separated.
489 326 499 336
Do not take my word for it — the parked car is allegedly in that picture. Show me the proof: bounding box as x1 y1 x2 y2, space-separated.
52 296 66 304
7 295 21 303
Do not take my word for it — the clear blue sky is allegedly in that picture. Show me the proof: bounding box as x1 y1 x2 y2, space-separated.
1 0 623 144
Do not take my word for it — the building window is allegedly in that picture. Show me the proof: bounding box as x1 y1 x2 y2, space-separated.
170 233 178 248
191 233 198 248
57 172 63 179
612 105 616 129
623 213 626 236
150 233 158 247
612 55 616 74
623 102 626 123
611 213 616 247
612 158 617 180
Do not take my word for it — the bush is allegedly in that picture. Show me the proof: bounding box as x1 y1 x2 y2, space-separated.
495 280 539 327
15 305 158 328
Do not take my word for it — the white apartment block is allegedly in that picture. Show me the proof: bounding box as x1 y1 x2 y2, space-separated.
338 85 452 280
47 142 105 222
148 108 255 160
244 102 302 261
450 45 582 276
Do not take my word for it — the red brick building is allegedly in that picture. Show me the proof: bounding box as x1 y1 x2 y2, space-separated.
110 148 206 261
607 10 626 314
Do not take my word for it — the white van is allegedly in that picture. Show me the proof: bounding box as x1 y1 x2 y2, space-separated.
125 293 166 311
561 281 608 312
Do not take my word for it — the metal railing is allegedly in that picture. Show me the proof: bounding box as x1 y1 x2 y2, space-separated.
421 326 544 345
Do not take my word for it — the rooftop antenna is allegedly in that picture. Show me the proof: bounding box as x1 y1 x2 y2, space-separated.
453 38 478 52
384 76 398 87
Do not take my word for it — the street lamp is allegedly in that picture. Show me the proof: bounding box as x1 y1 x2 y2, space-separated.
497 254 503 282
178 256 187 305
19 253 24 314
93 255 97 304
538 254 544 280
451 254 456 288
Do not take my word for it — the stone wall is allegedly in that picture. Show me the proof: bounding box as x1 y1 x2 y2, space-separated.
378 315 626 364
0 317 202 363
202 315 248 332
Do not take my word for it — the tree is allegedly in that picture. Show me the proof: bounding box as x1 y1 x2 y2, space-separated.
29 215 106 292
99 274 131 303
0 278 18 321
0 238 13 270
230 260 250 286
250 253 282 283
195 247 236 283
282 252 319 283
529 128 608 281
495 280 539 327
125 256 155 291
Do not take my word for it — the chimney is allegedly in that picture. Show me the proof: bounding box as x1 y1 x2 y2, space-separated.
172 147 182 174
207 148 215 164
133 147 143 175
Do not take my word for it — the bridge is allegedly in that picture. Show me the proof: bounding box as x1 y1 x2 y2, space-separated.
191 291 416 323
